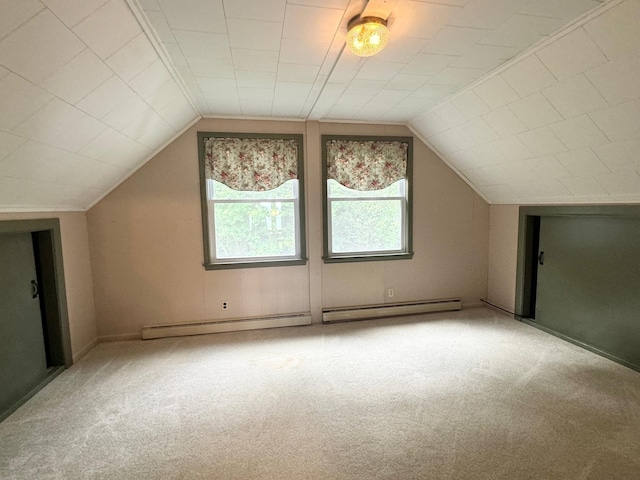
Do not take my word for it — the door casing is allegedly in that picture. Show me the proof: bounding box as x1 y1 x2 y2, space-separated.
0 219 72 422
515 205 640 372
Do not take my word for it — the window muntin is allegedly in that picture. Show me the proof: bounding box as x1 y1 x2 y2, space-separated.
322 135 413 263
207 179 300 261
327 179 406 255
198 132 306 269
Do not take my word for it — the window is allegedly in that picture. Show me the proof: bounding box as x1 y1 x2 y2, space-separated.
198 132 306 269
322 135 413 263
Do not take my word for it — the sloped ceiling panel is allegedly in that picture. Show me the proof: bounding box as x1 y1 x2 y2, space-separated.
411 0 640 204
0 0 198 211
0 0 626 211
141 0 602 123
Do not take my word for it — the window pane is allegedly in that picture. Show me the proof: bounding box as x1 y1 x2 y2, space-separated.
211 179 295 200
328 179 403 198
330 199 402 253
214 201 296 259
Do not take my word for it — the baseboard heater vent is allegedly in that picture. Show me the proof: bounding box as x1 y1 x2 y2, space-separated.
142 312 311 340
322 298 461 323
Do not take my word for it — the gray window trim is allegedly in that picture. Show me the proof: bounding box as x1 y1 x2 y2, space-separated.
321 134 414 264
198 131 307 270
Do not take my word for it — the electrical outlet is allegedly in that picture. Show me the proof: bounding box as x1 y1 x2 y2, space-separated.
221 301 228 310
388 288 394 298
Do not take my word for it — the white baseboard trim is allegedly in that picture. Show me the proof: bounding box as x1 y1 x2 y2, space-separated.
322 298 461 323
98 332 142 342
142 313 312 340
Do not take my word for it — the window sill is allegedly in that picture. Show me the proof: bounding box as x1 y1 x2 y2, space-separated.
204 258 307 270
323 252 413 264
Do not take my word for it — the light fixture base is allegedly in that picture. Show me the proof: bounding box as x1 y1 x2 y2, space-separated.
346 15 389 58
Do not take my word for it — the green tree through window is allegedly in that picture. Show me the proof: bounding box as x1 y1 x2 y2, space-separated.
198 132 306 269
322 135 413 263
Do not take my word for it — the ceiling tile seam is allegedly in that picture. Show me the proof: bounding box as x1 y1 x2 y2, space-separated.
0 144 121 188
580 70 613 109
223 2 277 116
0 24 120 122
1 72 162 160
4 129 105 164
3 95 84 151
511 12 579 21
440 84 616 154
305 0 373 120
84 115 201 211
406 124 491 204
44 0 111 29
580 16 614 63
583 114 615 145
589 170 617 196
476 37 545 49
273 4 331 118
12 9 118 91
267 2 283 117
112 91 176 138
300 48 344 119
305 43 350 119
407 129 584 205
125 0 202 118
0 4 47 44
7 59 159 144
407 0 624 122
0 58 139 142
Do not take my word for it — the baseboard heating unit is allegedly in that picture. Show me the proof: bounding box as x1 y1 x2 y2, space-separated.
142 312 312 340
322 298 461 323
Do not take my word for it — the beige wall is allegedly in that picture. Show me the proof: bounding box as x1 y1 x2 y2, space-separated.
487 205 519 312
319 123 489 309
0 211 97 359
88 118 490 339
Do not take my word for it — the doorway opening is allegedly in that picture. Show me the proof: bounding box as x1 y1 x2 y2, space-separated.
0 219 72 422
516 205 640 372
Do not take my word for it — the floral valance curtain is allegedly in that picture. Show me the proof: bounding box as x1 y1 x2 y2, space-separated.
326 140 408 191
204 137 298 191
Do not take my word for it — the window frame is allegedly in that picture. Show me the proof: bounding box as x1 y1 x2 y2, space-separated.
321 134 414 264
198 131 307 270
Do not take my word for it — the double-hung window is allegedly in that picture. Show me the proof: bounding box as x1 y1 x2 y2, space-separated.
198 132 306 269
322 135 413 262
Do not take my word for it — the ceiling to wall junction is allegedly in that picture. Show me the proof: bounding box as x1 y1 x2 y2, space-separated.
3 0 636 211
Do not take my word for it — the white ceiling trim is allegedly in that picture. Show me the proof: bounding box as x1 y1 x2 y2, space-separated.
409 0 621 123
318 118 404 126
490 198 640 206
85 115 201 210
407 124 491 204
405 0 626 207
125 0 203 117
0 205 84 214
201 114 306 122
0 0 617 211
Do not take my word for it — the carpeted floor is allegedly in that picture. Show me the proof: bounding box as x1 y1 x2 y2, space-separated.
1 308 639 479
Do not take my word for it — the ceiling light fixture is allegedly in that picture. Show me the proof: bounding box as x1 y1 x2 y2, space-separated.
346 16 389 57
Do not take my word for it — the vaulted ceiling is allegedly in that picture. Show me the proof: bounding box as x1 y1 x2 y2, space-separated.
1 0 637 211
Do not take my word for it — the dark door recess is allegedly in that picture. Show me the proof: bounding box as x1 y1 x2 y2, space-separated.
0 219 72 423
533 215 640 370
0 232 50 417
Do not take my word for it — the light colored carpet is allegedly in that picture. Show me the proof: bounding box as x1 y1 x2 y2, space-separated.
1 308 639 479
